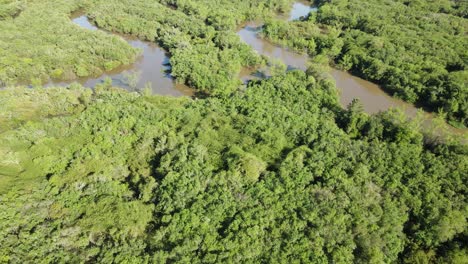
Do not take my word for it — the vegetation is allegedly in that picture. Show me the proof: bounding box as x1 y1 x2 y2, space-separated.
1 0 467 263
0 0 294 94
262 0 468 126
86 0 298 95
1 70 467 262
0 0 25 19
0 0 139 86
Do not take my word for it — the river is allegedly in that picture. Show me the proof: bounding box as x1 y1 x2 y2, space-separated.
44 13 193 97
237 2 466 138
46 5 464 138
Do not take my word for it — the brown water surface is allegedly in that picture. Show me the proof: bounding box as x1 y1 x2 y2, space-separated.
236 3 466 138
33 7 467 138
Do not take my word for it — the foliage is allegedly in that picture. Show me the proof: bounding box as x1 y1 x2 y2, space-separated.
262 0 468 126
0 0 467 262
1 71 466 262
0 0 25 19
0 0 293 94
0 0 138 86
86 0 290 94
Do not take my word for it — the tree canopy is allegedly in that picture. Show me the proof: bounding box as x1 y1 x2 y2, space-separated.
1 70 467 262
0 0 467 263
262 0 468 127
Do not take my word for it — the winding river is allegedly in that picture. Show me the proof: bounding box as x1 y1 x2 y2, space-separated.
237 3 466 138
49 5 464 138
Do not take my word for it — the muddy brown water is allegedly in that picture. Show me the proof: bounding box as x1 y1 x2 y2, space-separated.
44 15 193 97
237 22 412 115
237 3 466 138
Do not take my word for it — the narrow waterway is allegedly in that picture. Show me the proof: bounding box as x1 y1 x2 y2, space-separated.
45 14 193 97
237 2 466 138
237 22 419 115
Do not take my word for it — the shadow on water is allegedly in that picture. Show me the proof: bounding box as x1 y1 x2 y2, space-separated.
44 13 194 97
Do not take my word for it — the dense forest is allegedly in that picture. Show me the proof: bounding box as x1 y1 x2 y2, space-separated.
262 0 468 127
0 0 467 263
2 0 467 118
1 71 467 263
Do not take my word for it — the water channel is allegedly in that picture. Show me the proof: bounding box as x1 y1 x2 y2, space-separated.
45 14 193 97
237 3 466 137
48 4 464 138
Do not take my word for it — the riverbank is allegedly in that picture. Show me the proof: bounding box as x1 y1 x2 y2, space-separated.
236 2 466 139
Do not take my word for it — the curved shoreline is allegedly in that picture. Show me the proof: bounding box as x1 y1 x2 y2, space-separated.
15 3 467 139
